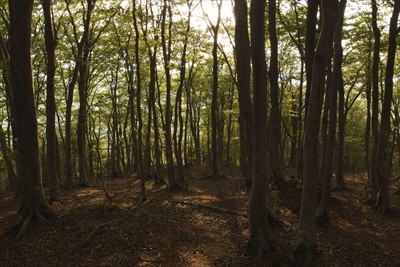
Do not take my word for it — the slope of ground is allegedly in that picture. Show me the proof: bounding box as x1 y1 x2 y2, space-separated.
0 167 399 266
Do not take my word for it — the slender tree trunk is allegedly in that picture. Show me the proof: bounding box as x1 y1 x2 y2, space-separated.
132 0 146 200
173 1 193 186
0 126 18 191
368 0 381 204
150 49 162 181
316 0 346 226
234 0 252 185
375 0 399 214
294 0 337 256
297 0 318 183
64 0 93 189
161 0 177 187
8 0 55 232
43 0 60 201
245 0 273 257
268 0 284 183
210 0 222 177
77 46 90 186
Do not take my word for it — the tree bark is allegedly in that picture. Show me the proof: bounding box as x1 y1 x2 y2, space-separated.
245 0 273 257
368 0 381 204
268 0 284 184
132 0 146 200
161 0 176 187
8 0 55 227
42 0 60 200
294 0 337 256
234 0 253 186
375 0 400 214
297 0 318 182
316 0 346 226
210 0 222 177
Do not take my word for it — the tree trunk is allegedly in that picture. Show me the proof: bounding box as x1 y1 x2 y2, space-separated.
132 0 146 201
368 0 381 203
42 0 60 201
161 0 176 187
0 126 18 191
234 0 252 185
375 0 400 214
316 0 346 227
77 46 90 186
210 0 222 177
173 1 193 186
244 0 273 257
268 0 284 184
294 0 337 256
8 0 55 232
297 0 318 183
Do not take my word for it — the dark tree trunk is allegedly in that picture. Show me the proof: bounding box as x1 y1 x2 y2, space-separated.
64 66 78 189
244 0 273 257
294 0 337 256
173 0 193 186
8 0 55 235
0 126 18 191
368 0 381 204
42 0 60 201
234 0 252 186
64 0 94 189
335 25 348 190
161 0 176 187
76 0 97 187
297 0 318 183
132 0 146 200
316 0 346 226
210 0 222 177
268 0 284 183
375 0 400 214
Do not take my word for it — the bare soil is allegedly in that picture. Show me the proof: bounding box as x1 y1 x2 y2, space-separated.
1 167 399 266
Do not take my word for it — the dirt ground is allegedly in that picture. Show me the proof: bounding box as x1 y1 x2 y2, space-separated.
1 167 399 267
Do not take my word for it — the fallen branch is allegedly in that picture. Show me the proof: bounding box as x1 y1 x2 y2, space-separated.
79 218 124 249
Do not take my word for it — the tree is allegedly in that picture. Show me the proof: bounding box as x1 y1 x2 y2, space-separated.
206 0 222 177
8 0 55 238
375 0 400 214
244 0 273 257
233 0 254 185
368 0 381 203
316 0 347 226
132 0 146 200
42 0 60 201
294 0 338 257
267 0 284 184
297 0 318 183
160 0 176 187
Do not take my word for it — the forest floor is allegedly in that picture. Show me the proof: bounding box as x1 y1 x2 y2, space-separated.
1 167 400 267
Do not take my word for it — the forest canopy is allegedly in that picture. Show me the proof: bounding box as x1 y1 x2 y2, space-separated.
0 0 399 264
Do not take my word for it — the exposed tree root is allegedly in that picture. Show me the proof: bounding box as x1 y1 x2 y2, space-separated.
316 210 330 229
12 215 32 243
243 227 275 258
8 205 58 243
293 238 319 265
